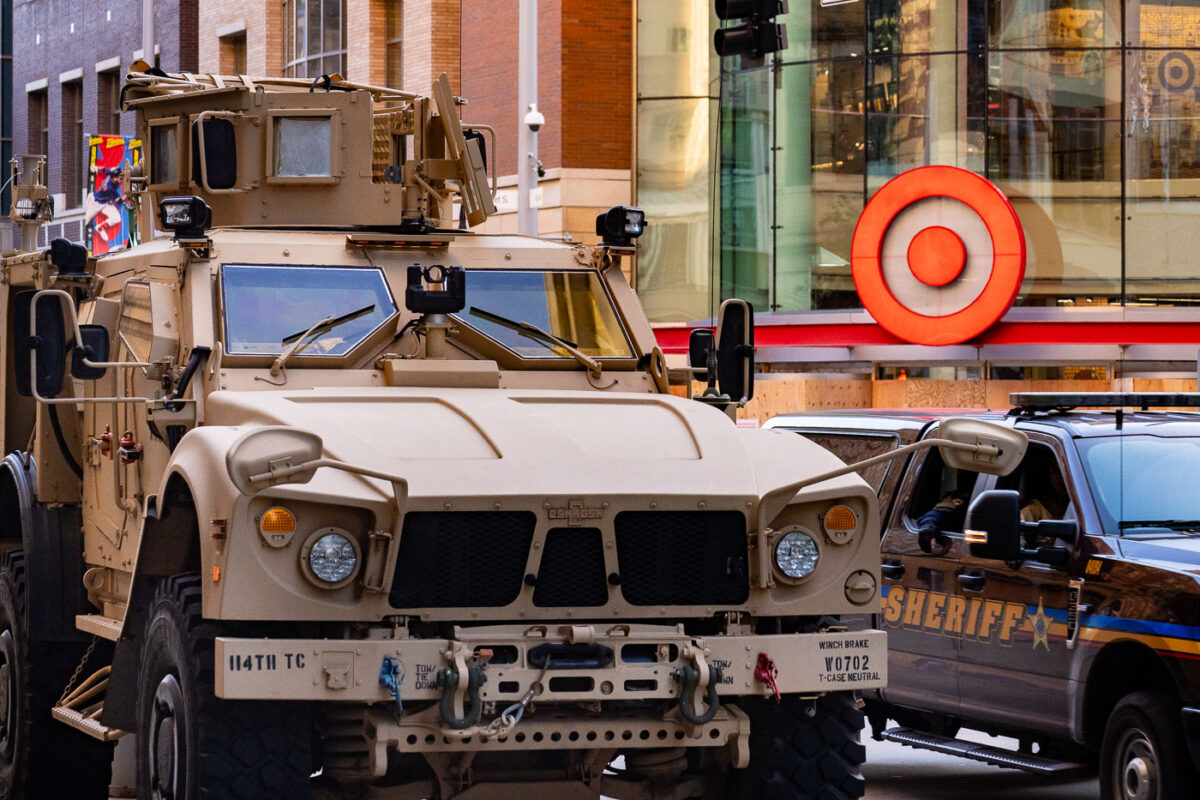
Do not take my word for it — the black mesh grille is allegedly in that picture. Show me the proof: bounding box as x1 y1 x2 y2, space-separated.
389 512 535 608
615 511 749 606
533 528 609 607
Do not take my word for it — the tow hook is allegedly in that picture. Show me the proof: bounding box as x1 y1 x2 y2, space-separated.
435 644 487 730
673 649 722 726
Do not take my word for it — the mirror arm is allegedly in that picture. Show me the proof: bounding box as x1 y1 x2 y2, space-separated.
29 289 187 406
248 457 410 497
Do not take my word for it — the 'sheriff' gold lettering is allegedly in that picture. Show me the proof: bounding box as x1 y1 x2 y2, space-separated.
881 587 1048 647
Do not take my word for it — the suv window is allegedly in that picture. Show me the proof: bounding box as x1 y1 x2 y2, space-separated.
995 442 1072 523
794 431 899 493
906 448 979 534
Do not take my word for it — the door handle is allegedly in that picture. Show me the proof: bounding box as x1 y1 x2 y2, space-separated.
881 560 905 580
957 571 986 592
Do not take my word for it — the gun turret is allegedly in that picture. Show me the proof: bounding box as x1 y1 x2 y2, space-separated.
120 67 496 233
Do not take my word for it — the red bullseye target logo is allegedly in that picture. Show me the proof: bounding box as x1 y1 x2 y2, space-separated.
851 166 1026 346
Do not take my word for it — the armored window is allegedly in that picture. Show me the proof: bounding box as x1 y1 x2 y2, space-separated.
273 118 331 177
149 122 179 186
118 282 154 363
452 270 634 360
220 264 397 356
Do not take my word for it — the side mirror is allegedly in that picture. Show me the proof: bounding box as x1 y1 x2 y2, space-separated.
937 418 1028 476
688 328 713 383
12 290 67 398
965 489 1022 561
226 426 324 496
715 299 754 403
71 325 110 380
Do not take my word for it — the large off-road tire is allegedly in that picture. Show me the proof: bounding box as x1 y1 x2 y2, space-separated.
1099 690 1197 800
736 692 866 799
135 574 311 800
0 549 113 799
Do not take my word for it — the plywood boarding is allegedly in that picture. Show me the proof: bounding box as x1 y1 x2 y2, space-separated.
872 380 986 410
736 379 873 424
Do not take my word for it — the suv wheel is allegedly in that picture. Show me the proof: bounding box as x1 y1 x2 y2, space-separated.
0 549 112 799
1100 690 1197 800
135 574 312 800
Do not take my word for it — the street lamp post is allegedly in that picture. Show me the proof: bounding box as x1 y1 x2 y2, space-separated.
517 0 538 236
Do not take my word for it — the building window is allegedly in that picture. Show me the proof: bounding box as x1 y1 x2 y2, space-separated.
220 32 247 74
27 89 48 183
97 69 121 135
61 80 84 207
386 1 402 88
283 0 347 79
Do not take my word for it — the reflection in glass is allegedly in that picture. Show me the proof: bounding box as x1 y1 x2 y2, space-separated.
988 50 1122 304
867 53 987 190
989 0 1118 51
869 0 982 54
1125 50 1200 301
636 3 719 323
274 118 332 177
1126 0 1200 49
778 0 864 63
720 69 773 311
637 99 716 322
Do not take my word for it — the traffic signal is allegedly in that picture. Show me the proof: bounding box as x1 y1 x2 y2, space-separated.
714 0 788 58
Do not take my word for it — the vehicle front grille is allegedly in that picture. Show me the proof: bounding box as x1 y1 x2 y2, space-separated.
389 512 535 608
615 511 749 606
533 527 609 607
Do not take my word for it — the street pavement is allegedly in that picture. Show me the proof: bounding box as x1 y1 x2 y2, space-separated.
863 729 1099 799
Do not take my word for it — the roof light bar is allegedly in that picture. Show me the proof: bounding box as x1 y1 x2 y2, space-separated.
1010 392 1200 410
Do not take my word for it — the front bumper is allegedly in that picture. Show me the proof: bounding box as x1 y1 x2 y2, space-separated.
215 623 887 703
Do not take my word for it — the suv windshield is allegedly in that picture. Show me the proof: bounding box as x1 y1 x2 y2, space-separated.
453 269 633 359
221 264 397 356
1078 435 1200 534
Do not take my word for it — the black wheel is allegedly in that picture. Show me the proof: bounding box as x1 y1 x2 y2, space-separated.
734 692 866 800
135 574 312 800
0 549 113 799
1100 690 1197 800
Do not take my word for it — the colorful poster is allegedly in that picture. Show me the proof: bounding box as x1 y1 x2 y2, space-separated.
86 135 142 255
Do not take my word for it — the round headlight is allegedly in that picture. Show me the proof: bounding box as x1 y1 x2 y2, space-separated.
304 530 359 586
775 530 820 580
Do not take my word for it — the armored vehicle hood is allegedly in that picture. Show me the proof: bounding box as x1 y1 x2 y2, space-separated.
204 387 865 504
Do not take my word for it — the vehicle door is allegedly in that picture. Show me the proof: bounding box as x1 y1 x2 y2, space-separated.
878 428 984 717
955 433 1077 737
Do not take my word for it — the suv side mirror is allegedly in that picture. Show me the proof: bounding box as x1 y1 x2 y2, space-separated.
12 290 67 398
938 418 1028 476
715 299 754 403
965 489 1022 561
71 325 110 380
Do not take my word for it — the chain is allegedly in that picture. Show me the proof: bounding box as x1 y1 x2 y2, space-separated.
57 636 99 706
481 655 553 739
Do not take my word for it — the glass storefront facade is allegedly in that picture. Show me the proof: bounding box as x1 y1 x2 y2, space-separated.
637 0 1200 323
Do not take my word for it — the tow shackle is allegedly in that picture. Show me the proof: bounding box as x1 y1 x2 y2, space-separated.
673 663 723 726
435 663 487 729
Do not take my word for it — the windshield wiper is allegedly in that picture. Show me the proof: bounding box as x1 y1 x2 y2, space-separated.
467 306 603 379
270 304 376 376
1119 519 1200 531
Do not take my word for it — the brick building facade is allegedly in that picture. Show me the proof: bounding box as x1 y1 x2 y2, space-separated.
9 0 197 249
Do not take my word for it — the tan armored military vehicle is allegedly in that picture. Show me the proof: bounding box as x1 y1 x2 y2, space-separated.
0 66 1025 799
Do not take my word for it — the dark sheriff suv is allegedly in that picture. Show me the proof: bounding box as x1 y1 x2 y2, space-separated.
767 393 1200 800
